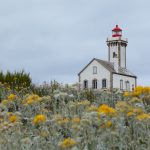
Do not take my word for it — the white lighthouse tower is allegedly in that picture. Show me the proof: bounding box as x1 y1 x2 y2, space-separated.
107 25 128 72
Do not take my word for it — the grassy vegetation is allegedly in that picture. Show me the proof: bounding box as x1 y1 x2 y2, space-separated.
0 81 149 150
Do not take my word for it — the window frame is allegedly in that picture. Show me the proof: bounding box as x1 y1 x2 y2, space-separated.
132 84 134 91
102 79 107 88
93 66 97 74
83 80 88 89
126 81 130 91
92 79 97 89
113 52 117 58
120 80 123 90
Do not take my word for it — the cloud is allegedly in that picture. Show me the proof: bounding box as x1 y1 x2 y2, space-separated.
0 0 150 85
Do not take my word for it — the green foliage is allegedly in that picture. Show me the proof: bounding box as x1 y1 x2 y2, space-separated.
0 70 32 91
31 80 60 96
81 89 96 102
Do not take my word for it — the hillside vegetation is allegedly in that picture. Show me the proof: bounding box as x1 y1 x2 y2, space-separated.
0 82 149 150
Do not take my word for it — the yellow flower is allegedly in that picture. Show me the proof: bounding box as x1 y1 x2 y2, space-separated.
132 86 150 96
72 117 80 123
33 114 46 125
26 99 34 105
142 87 150 94
127 107 143 117
7 94 16 100
134 86 143 93
28 94 40 100
59 138 77 148
131 91 141 97
124 92 130 97
101 121 112 128
97 104 116 116
136 113 150 121
105 121 112 128
127 112 134 117
9 115 17 123
24 94 40 105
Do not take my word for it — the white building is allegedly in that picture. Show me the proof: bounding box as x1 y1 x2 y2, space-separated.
78 25 137 91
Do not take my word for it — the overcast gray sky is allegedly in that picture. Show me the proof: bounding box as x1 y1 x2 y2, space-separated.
0 0 150 85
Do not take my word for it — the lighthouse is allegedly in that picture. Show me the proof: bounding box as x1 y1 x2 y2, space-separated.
107 25 128 70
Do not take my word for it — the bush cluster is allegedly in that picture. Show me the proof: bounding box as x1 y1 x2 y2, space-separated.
0 70 32 91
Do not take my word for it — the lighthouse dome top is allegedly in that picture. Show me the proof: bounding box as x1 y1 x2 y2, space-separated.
112 25 122 31
112 25 122 37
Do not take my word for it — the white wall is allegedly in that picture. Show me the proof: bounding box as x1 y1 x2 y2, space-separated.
113 73 136 91
120 46 126 68
79 60 111 90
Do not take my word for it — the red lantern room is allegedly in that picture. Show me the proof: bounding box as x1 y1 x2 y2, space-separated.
112 25 122 37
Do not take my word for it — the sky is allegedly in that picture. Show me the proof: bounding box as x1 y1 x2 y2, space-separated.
0 0 150 85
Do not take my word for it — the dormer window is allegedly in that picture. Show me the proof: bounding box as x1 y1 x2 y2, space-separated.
93 66 97 74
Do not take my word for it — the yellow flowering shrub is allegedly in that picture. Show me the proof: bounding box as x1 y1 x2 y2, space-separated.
136 113 150 121
97 104 116 116
23 94 40 105
132 86 150 97
124 86 150 98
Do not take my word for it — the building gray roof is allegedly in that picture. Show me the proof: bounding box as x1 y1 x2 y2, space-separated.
78 58 137 78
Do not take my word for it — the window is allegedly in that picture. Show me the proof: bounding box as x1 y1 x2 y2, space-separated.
92 79 97 89
93 66 97 74
113 52 117 58
102 79 107 88
120 80 123 90
83 80 88 89
132 84 134 91
126 81 130 91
